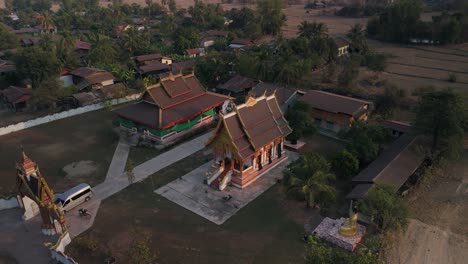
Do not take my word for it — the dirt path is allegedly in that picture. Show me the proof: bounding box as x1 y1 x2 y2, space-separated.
385 150 468 264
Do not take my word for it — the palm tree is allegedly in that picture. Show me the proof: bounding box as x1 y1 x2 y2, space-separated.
347 23 369 54
287 170 336 208
298 21 328 40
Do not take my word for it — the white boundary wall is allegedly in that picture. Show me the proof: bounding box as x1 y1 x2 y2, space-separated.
0 93 141 137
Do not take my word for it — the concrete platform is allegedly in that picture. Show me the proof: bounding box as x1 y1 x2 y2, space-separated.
155 151 298 225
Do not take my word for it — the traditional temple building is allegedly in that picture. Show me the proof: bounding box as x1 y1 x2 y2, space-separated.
16 151 66 235
206 94 292 190
114 73 230 144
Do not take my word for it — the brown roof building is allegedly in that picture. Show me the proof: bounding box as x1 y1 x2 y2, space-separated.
251 82 304 112
0 86 32 110
133 53 172 66
347 135 426 200
71 67 115 91
217 75 259 95
114 73 230 144
299 90 372 135
206 94 292 190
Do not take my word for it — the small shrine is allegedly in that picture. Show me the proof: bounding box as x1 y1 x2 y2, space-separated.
16 151 66 235
205 93 292 190
312 201 366 252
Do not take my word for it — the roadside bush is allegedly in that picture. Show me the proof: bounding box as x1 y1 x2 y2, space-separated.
362 53 388 72
332 150 360 179
448 72 457 83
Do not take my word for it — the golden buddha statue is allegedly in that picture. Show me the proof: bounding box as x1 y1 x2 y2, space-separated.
339 201 358 237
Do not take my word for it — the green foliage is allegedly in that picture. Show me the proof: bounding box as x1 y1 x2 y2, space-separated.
0 25 19 50
127 233 156 264
305 235 383 264
366 0 423 42
321 62 337 83
15 46 62 87
448 72 457 83
360 185 409 232
338 57 360 88
188 0 225 29
32 78 66 110
226 7 259 38
286 101 316 144
414 89 466 159
374 84 405 119
362 53 387 72
173 27 201 55
256 0 286 36
340 122 391 166
87 34 120 66
121 27 150 55
347 23 369 55
284 153 336 208
332 149 359 179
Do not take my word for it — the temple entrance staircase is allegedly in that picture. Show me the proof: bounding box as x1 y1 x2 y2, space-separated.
210 159 233 191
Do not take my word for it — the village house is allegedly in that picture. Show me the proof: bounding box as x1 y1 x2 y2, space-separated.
229 38 255 49
382 120 411 138
137 62 171 78
0 86 32 111
185 48 206 58
205 94 292 190
70 67 115 91
334 37 350 57
73 40 92 59
133 53 172 66
201 30 230 47
346 134 426 200
216 75 259 97
298 90 372 134
171 60 196 76
113 73 230 144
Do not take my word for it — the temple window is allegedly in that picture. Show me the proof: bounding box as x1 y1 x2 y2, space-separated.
243 158 252 170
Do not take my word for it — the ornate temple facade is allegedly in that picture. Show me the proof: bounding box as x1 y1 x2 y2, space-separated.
206 94 292 190
16 152 66 235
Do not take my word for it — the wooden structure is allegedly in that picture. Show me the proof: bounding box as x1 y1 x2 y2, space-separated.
206 94 292 190
299 90 372 134
16 151 66 235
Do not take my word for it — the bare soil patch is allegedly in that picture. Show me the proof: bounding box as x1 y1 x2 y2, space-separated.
63 160 99 179
0 0 5 9
385 150 468 264
0 110 117 195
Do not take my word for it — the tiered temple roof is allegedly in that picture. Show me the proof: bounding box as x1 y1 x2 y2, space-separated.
114 74 229 129
209 95 292 159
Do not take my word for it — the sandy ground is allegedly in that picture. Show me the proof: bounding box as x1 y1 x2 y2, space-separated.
385 150 468 264
0 0 4 9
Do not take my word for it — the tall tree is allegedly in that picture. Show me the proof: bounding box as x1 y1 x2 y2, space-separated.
286 101 316 144
256 0 286 36
414 89 466 159
360 185 409 232
15 47 62 87
347 23 369 54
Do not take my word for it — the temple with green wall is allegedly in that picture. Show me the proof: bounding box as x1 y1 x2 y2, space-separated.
113 73 229 144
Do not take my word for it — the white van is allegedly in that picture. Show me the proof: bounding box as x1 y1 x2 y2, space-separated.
55 183 93 213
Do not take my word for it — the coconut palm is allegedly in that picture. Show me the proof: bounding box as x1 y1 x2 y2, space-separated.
347 23 369 54
298 21 328 40
287 170 336 208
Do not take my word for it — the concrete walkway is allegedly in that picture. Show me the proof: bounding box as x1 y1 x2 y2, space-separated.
156 151 298 225
69 132 211 236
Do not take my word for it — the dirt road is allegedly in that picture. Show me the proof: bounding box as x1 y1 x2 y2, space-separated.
385 150 468 264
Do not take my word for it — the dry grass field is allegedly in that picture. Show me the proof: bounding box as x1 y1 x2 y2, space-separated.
371 40 468 94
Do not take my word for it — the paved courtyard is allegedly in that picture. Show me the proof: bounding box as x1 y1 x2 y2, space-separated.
155 151 298 225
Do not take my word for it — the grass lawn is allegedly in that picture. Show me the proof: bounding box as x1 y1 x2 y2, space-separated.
67 149 307 264
301 133 345 159
0 109 118 196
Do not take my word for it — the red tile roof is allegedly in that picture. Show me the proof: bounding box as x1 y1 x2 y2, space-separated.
208 95 292 159
114 74 229 129
186 48 205 56
299 90 372 118
1 86 31 104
